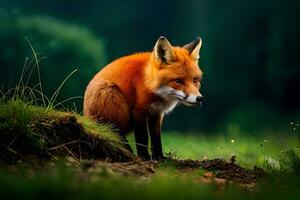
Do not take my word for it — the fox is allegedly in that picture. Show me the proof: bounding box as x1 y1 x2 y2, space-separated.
83 36 203 160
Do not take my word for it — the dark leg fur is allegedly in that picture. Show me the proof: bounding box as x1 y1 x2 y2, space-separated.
133 111 150 160
148 113 164 160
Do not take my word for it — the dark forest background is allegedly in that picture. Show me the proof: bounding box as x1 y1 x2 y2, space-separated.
0 0 299 133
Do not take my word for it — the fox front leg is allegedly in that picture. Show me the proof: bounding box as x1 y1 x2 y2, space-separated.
148 113 164 160
133 111 150 160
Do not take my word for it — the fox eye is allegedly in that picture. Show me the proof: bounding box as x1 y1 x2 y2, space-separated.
174 78 184 84
193 77 200 83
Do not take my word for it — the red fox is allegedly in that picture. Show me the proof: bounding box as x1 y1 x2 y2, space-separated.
84 36 203 160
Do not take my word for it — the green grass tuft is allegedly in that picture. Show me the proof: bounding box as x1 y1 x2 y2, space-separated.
156 132 300 169
0 98 133 162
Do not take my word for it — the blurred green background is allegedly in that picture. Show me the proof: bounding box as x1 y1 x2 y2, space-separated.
0 0 299 133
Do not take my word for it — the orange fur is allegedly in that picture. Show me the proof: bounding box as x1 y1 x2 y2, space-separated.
84 37 203 159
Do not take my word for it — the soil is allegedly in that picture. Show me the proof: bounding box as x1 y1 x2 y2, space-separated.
0 152 266 189
60 155 267 188
166 157 266 184
78 159 158 177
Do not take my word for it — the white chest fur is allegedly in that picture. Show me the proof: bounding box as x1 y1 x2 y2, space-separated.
149 99 178 114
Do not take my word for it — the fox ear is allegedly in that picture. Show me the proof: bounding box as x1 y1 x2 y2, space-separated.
184 37 202 61
154 36 176 64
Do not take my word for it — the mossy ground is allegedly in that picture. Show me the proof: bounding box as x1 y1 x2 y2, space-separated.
0 99 133 163
0 99 300 199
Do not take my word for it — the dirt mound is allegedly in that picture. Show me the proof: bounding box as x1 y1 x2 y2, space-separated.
61 157 266 190
166 157 266 184
78 159 158 177
0 114 134 164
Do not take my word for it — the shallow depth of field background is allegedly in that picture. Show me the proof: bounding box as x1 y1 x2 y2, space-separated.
0 0 299 134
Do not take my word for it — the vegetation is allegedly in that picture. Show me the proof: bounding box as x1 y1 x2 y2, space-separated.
160 131 300 168
0 98 133 163
1 0 299 132
0 11 107 108
0 128 300 199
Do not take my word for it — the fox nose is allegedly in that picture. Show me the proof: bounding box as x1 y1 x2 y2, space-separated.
196 96 203 103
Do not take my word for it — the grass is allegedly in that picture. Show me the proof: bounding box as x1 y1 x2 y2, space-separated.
165 132 300 168
0 98 133 162
0 165 236 200
3 95 299 199
0 144 299 200
1 99 300 199
128 130 300 169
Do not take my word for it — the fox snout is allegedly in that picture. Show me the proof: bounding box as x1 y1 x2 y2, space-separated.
196 95 203 102
182 93 203 106
155 86 203 106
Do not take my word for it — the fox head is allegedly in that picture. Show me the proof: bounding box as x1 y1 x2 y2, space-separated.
146 36 203 106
